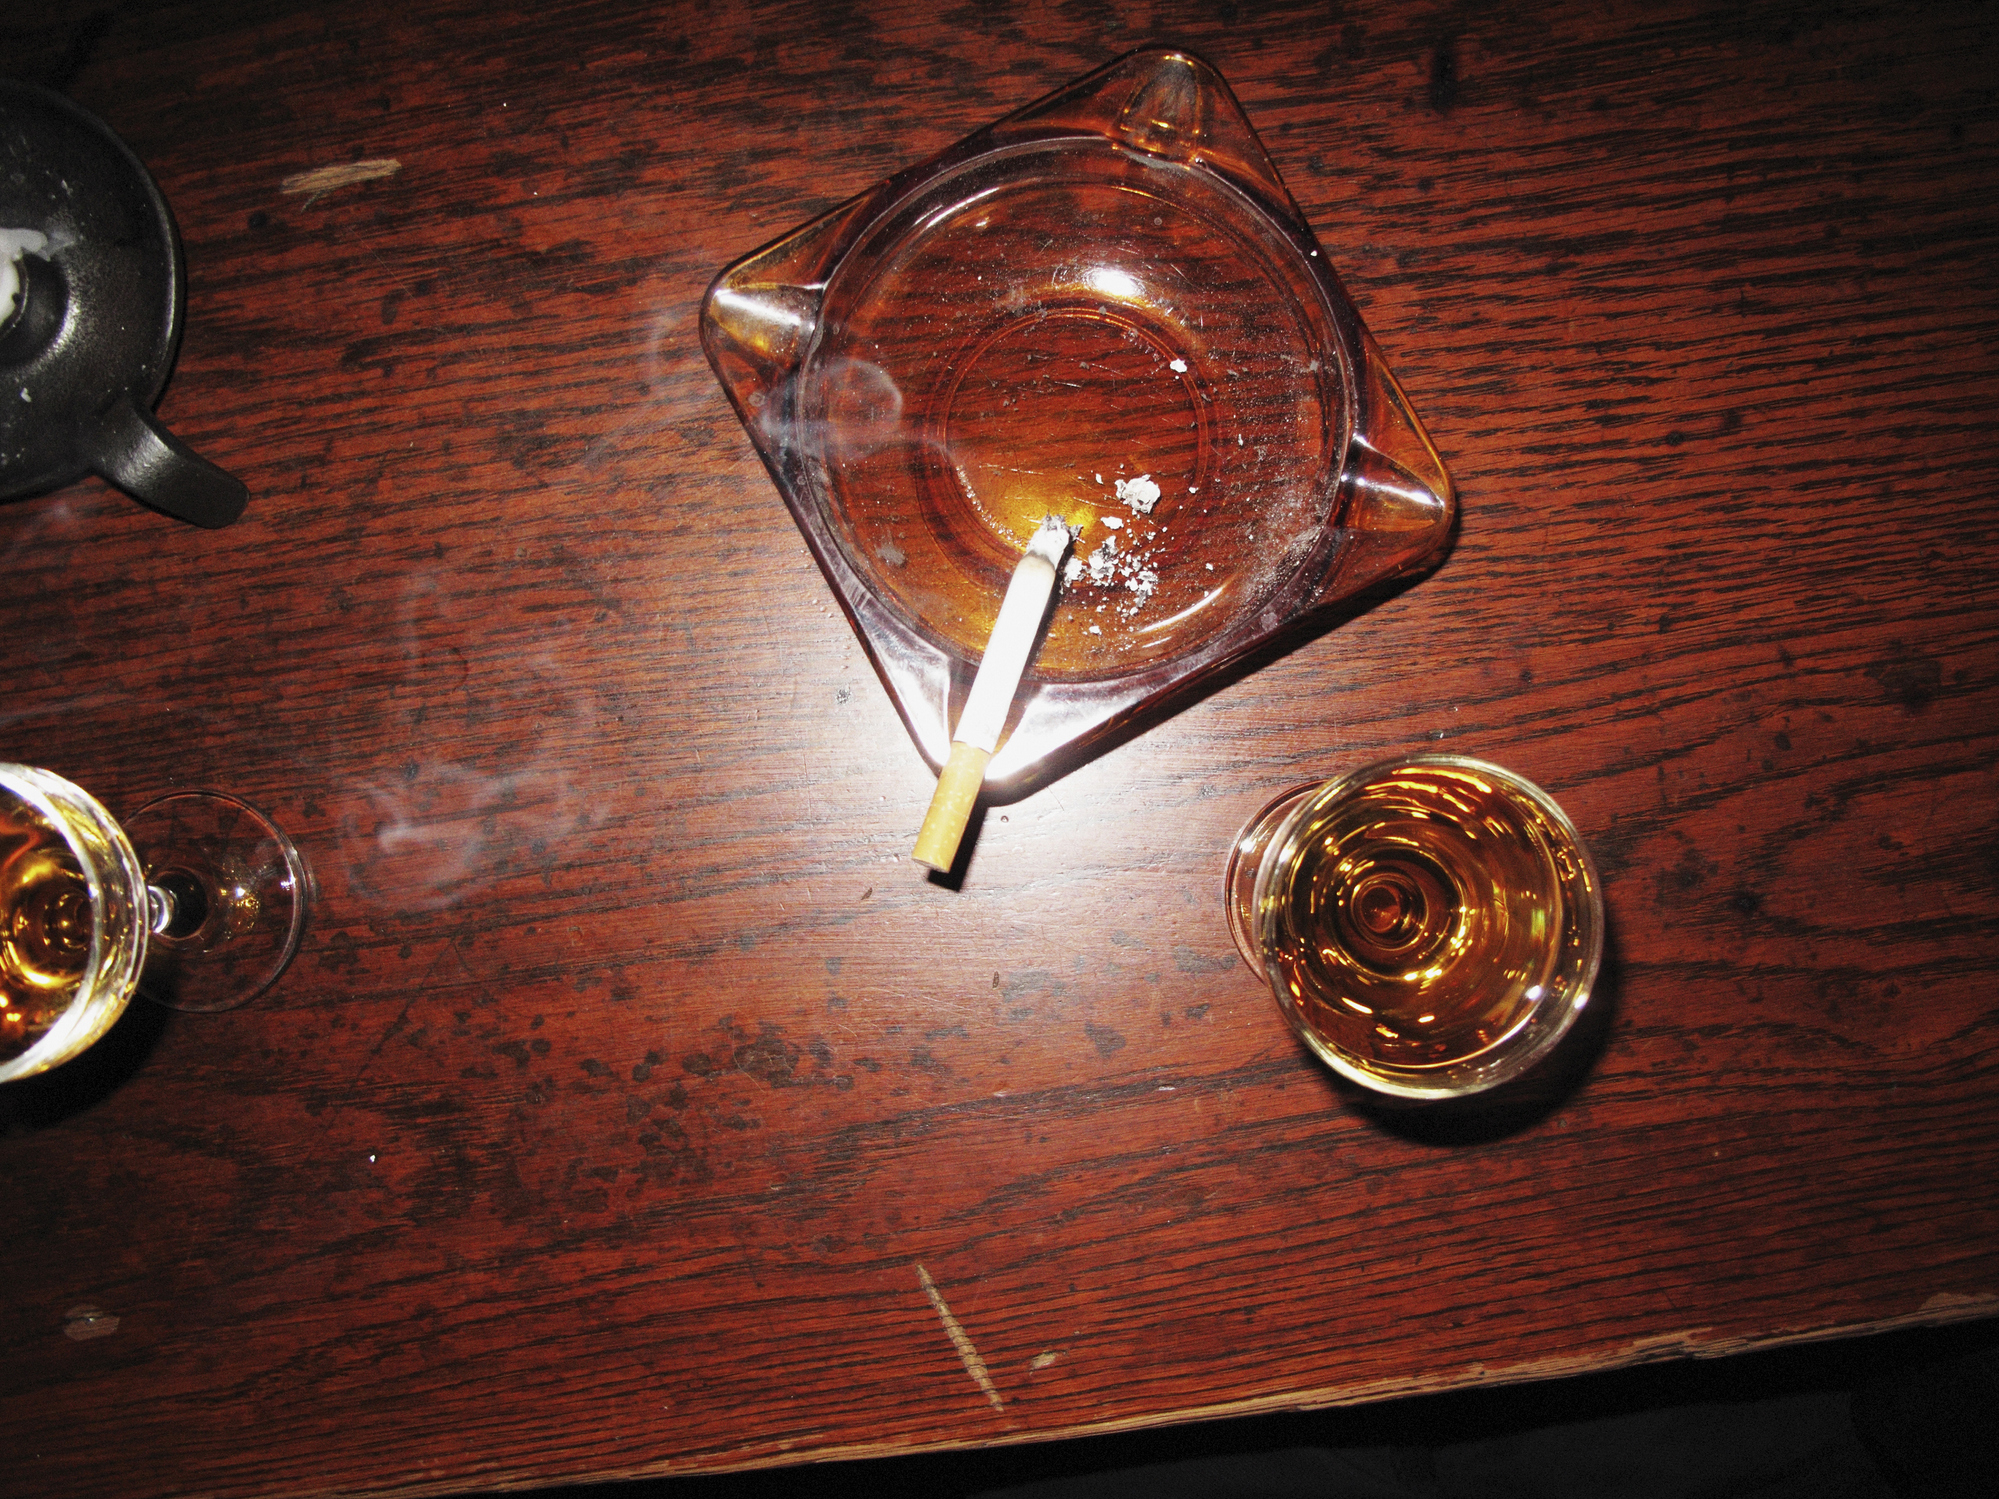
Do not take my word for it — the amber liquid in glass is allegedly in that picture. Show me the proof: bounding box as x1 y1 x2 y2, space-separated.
1265 763 1585 1078
0 791 96 1064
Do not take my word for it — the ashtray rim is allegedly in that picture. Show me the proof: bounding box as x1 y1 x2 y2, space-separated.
701 47 1455 789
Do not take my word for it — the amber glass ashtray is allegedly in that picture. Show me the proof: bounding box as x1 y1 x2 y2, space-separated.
703 49 1454 787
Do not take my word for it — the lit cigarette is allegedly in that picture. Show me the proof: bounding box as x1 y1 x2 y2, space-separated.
913 516 1074 872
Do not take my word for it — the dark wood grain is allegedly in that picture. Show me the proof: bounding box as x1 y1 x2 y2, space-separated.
2 1 1996 1496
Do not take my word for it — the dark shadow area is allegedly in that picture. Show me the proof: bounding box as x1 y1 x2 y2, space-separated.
1342 916 1623 1148
470 1316 1999 1498
1850 1334 1999 1499
923 798 989 891
2 3 345 95
0 991 171 1134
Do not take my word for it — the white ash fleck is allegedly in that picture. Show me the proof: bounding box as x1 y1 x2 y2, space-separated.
1125 566 1158 605
1086 537 1118 584
1169 358 1188 373
1116 474 1161 514
1101 515 1123 531
1063 555 1083 585
1086 624 1101 635
877 540 907 567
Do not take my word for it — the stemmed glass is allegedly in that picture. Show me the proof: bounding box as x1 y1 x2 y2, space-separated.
0 764 308 1084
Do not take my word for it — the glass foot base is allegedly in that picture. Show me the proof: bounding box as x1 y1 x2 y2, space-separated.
124 792 309 1013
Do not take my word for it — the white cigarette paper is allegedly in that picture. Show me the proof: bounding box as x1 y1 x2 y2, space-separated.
954 517 1071 752
912 516 1073 871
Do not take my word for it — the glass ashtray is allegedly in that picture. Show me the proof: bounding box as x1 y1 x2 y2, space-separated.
702 49 1454 787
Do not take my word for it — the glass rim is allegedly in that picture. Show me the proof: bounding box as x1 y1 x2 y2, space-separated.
0 763 147 1083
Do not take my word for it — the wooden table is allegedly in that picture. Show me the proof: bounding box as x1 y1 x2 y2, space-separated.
4 2 1996 1495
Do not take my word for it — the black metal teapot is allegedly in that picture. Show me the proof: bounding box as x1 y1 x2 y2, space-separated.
0 80 246 528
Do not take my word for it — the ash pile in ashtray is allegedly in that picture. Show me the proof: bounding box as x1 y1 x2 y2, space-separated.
1062 472 1191 633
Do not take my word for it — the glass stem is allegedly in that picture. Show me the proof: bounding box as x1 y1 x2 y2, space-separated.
146 882 177 937
145 872 208 941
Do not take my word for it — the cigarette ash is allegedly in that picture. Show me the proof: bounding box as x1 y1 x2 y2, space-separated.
1115 475 1161 514
1062 470 1177 625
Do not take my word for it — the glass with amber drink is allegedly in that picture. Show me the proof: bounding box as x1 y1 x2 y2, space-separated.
1227 755 1602 1099
0 764 307 1083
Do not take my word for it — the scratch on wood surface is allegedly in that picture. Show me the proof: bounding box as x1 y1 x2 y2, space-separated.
915 1263 1004 1412
281 158 402 197
62 1305 119 1341
553 1294 1999 1487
